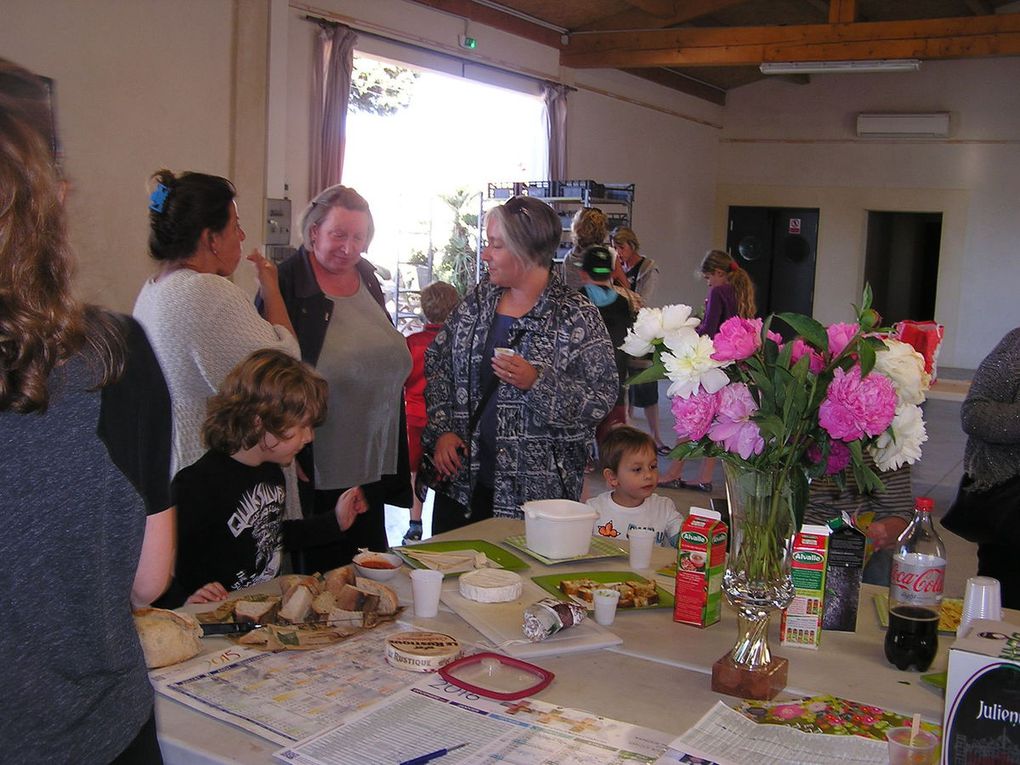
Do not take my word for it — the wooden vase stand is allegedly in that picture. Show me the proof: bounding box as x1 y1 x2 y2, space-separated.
711 652 788 701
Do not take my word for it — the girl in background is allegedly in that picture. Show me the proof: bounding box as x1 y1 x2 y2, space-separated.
659 249 756 492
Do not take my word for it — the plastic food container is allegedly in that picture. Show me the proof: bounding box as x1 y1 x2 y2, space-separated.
523 500 598 559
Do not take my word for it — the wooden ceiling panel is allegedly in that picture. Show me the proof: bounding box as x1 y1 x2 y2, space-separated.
405 0 1020 103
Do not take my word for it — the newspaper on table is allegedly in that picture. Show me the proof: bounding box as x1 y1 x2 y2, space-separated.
664 702 888 765
151 621 418 745
275 674 675 765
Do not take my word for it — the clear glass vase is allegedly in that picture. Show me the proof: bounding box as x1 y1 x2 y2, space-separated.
722 463 798 670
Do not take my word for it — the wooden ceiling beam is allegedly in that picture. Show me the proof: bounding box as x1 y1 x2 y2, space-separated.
561 13 1020 68
405 0 564 49
579 0 749 32
828 0 856 25
628 67 727 104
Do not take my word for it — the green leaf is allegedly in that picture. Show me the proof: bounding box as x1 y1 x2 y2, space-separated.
755 414 786 440
626 361 666 386
857 340 876 378
862 283 873 311
776 313 828 351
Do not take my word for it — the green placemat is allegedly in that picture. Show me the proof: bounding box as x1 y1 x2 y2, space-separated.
393 539 528 576
503 535 627 565
873 593 963 634
531 570 674 610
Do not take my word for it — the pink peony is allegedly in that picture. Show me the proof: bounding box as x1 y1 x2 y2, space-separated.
712 317 763 362
827 323 859 357
807 440 851 475
766 330 783 346
789 338 825 374
671 388 720 441
819 366 897 442
708 383 765 459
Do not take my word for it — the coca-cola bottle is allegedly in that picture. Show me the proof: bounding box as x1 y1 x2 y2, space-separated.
884 497 946 671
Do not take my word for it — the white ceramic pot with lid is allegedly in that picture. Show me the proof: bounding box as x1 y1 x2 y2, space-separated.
523 499 598 559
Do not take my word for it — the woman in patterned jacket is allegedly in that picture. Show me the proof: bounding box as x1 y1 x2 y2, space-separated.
424 196 619 532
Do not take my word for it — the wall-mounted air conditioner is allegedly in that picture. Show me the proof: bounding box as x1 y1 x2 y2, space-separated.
856 113 951 138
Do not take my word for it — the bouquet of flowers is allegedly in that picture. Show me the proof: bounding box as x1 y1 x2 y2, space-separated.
622 287 930 525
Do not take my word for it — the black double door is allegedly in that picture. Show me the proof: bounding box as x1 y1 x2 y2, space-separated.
725 206 819 332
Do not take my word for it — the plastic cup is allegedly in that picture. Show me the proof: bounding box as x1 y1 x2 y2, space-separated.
592 588 621 626
886 727 937 765
493 347 515 357
958 576 1003 638
410 569 444 618
628 527 656 570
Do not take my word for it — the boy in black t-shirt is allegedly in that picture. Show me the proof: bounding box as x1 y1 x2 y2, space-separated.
162 349 366 606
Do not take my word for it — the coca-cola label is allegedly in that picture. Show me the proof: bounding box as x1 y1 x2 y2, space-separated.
891 554 945 606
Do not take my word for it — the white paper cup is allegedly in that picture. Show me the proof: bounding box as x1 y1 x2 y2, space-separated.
958 576 1003 638
410 569 444 618
886 727 937 765
592 588 621 626
628 527 656 570
493 347 515 357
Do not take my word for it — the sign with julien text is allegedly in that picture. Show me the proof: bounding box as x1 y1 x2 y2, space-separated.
942 620 1020 764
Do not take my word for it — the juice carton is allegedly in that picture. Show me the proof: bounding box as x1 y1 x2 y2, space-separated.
780 525 830 649
674 507 728 628
821 513 866 632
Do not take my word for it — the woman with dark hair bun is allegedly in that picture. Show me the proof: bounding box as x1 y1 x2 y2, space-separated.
1 57 172 763
134 169 299 474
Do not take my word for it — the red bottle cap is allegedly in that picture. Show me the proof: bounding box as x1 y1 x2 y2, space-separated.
915 496 934 512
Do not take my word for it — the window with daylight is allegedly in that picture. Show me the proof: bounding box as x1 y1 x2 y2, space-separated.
343 52 547 331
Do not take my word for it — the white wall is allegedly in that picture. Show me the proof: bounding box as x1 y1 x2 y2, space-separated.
277 0 724 310
1 0 236 313
718 58 1020 369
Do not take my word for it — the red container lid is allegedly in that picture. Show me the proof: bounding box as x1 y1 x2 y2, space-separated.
915 496 935 512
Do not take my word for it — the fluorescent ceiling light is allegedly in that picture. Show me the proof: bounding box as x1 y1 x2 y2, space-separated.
760 60 922 74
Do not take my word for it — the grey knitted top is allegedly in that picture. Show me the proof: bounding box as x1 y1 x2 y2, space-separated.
962 327 1020 490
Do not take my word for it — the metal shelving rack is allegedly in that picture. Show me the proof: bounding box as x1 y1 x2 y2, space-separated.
480 181 635 267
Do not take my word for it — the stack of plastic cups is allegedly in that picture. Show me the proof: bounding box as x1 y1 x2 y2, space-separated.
956 576 1003 639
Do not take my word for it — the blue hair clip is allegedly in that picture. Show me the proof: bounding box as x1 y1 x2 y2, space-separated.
149 183 170 213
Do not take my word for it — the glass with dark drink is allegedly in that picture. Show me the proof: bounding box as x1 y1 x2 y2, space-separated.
884 605 939 671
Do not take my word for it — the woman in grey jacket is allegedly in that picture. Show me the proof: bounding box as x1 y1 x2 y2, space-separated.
961 327 1020 607
424 196 619 532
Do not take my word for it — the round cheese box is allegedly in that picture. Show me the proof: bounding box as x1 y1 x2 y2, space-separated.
384 631 461 672
458 569 523 603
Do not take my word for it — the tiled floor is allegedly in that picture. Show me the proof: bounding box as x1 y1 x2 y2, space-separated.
386 374 978 597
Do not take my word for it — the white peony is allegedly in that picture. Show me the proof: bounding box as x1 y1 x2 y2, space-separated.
874 339 930 406
621 304 700 357
662 333 730 399
868 404 928 471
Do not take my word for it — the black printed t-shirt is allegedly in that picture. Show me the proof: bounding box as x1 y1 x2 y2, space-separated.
168 450 343 604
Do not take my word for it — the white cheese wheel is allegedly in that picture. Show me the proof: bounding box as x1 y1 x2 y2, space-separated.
459 569 523 603
385 631 461 672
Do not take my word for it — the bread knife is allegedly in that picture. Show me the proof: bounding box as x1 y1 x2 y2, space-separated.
200 621 263 637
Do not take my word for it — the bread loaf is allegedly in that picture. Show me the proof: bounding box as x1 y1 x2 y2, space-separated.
279 584 315 623
234 598 279 624
133 608 203 669
355 578 400 616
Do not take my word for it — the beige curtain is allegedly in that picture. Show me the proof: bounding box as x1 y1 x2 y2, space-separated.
310 22 358 196
542 82 569 182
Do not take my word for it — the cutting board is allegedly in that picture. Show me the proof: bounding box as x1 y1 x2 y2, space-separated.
439 578 622 659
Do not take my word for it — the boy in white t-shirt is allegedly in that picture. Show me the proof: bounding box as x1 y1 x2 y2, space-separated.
588 426 682 548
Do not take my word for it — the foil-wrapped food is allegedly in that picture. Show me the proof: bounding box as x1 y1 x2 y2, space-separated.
522 598 587 642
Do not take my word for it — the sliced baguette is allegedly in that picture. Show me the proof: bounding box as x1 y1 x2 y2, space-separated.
355 577 400 616
323 565 356 598
279 584 315 623
234 597 280 624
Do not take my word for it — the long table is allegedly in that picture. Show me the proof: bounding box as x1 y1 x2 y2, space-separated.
156 517 960 764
